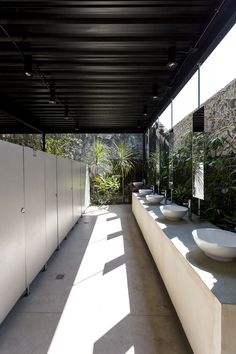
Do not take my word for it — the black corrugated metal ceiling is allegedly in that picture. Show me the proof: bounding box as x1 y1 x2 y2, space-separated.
0 0 235 133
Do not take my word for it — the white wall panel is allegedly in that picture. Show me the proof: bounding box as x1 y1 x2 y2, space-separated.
0 141 90 326
65 159 73 232
45 153 58 259
24 147 47 286
0 141 25 324
85 164 90 209
72 160 81 223
80 162 86 213
57 157 68 244
78 161 82 217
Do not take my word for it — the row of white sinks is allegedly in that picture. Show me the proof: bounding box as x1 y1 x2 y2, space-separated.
136 189 236 263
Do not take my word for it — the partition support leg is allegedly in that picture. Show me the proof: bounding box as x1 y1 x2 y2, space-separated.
24 286 30 297
42 263 47 272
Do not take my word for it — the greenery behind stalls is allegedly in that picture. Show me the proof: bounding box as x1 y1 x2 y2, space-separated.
46 134 82 159
91 173 120 205
0 133 42 150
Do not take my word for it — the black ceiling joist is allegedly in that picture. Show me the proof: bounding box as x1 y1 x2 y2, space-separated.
0 0 235 134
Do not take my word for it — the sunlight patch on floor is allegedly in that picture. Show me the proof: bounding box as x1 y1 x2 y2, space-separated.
125 346 135 354
47 210 130 354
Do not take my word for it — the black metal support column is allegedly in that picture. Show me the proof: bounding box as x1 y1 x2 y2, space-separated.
142 132 146 161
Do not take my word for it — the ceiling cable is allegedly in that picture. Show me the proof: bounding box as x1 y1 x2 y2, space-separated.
0 24 24 57
0 24 74 121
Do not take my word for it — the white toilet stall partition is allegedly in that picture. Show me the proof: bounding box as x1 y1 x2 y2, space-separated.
65 158 73 234
80 162 86 213
72 160 81 224
0 139 89 325
57 156 69 244
23 147 47 286
85 164 90 209
45 153 58 260
80 162 84 213
0 141 26 324
78 161 83 216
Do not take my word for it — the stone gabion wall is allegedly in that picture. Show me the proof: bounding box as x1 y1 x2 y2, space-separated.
173 78 236 152
173 113 192 150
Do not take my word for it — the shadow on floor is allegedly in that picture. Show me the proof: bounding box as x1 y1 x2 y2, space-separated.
93 205 193 354
0 212 99 354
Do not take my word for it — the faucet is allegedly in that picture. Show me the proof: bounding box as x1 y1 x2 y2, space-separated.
164 190 168 204
188 199 192 220
157 180 160 194
150 185 155 194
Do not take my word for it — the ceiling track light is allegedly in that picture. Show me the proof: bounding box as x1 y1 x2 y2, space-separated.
152 83 158 99
24 55 33 77
49 83 56 104
64 105 70 120
167 46 178 69
143 104 148 117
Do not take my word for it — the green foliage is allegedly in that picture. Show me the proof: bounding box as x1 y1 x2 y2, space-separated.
171 133 192 203
202 128 236 229
91 173 120 205
45 134 82 159
147 152 160 185
0 133 42 150
111 141 136 202
86 138 111 177
153 126 235 231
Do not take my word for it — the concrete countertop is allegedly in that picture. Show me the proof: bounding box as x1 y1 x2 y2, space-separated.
133 193 236 304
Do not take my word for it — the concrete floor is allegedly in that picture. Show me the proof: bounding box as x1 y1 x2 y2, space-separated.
0 205 193 354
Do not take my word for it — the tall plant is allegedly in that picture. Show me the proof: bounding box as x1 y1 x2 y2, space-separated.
88 138 111 177
147 151 160 186
112 141 136 202
203 127 236 230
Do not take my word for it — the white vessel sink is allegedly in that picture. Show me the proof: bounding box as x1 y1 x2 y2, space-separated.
192 228 236 262
138 189 153 196
160 204 188 221
145 194 164 204
133 181 143 188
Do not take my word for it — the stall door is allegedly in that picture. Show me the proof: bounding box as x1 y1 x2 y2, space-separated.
45 153 58 259
0 141 25 324
57 157 67 243
72 160 81 224
24 147 47 286
80 162 86 213
65 159 73 233
85 164 90 209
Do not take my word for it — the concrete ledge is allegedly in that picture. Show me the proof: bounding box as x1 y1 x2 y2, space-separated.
132 193 236 354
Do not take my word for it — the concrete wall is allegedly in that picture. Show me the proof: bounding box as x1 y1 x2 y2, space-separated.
173 78 236 151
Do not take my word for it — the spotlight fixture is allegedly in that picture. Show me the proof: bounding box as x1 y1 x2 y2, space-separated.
24 55 33 77
167 46 177 69
75 121 79 131
64 105 70 120
152 83 158 99
143 104 147 117
49 83 56 104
